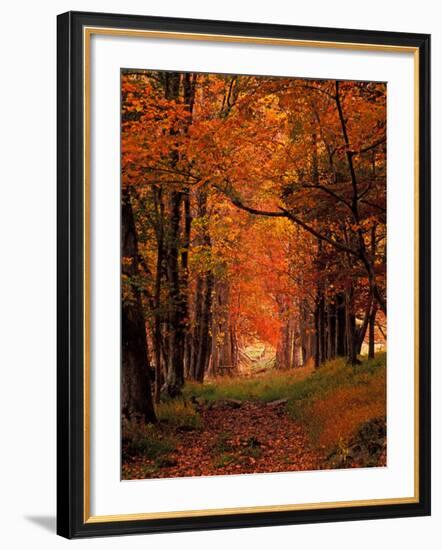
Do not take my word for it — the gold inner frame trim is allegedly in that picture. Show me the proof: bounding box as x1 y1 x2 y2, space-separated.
83 26 420 524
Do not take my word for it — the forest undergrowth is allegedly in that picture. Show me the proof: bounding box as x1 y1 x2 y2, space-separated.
122 354 386 479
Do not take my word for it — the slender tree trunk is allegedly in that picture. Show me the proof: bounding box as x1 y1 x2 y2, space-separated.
211 278 232 375
368 304 378 359
190 274 203 379
189 187 213 382
153 186 164 404
314 298 321 369
181 72 197 380
328 301 336 359
356 295 373 356
299 300 311 365
195 272 213 381
319 293 326 363
368 224 378 359
345 286 359 365
336 292 347 357
291 322 298 368
163 72 185 397
181 188 192 379
276 298 291 369
165 190 185 396
121 189 156 422
230 318 239 371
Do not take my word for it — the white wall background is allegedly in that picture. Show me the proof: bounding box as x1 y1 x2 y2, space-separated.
0 0 439 547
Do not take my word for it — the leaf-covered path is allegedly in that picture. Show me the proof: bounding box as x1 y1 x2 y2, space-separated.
123 400 324 480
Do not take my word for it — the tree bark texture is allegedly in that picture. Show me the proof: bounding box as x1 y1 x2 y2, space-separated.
121 189 157 422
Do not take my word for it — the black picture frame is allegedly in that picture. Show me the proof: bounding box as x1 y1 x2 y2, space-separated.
57 10 431 539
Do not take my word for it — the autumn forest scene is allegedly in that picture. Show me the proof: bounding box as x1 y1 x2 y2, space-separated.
121 69 387 480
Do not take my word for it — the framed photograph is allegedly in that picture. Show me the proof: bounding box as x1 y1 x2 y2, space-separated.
57 11 431 538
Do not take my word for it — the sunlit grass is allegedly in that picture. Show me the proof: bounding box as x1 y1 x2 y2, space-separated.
183 363 314 403
185 353 386 453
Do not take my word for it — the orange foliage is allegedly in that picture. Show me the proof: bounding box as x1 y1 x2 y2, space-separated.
121 70 387 365
310 377 386 449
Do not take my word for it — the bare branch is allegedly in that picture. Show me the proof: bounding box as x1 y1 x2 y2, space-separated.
296 182 353 211
279 207 358 256
296 84 336 100
356 137 386 156
216 183 359 257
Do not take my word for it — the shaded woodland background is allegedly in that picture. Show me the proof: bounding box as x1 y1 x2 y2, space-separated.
121 70 387 477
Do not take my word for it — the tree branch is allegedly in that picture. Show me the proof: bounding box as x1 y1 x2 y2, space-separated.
278 207 358 256
297 182 353 211
218 185 360 257
356 137 386 155
296 84 336 100
229 196 287 218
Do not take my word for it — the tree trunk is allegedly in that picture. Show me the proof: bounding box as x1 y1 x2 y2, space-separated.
181 188 192 379
121 189 156 422
189 187 213 382
319 293 326 363
368 304 378 359
153 186 164 404
336 292 347 357
368 224 378 359
327 301 337 359
276 298 291 369
356 295 373 356
163 72 185 397
345 286 359 365
165 189 185 396
299 300 315 366
314 298 321 369
190 274 203 380
195 272 213 381
211 278 233 375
